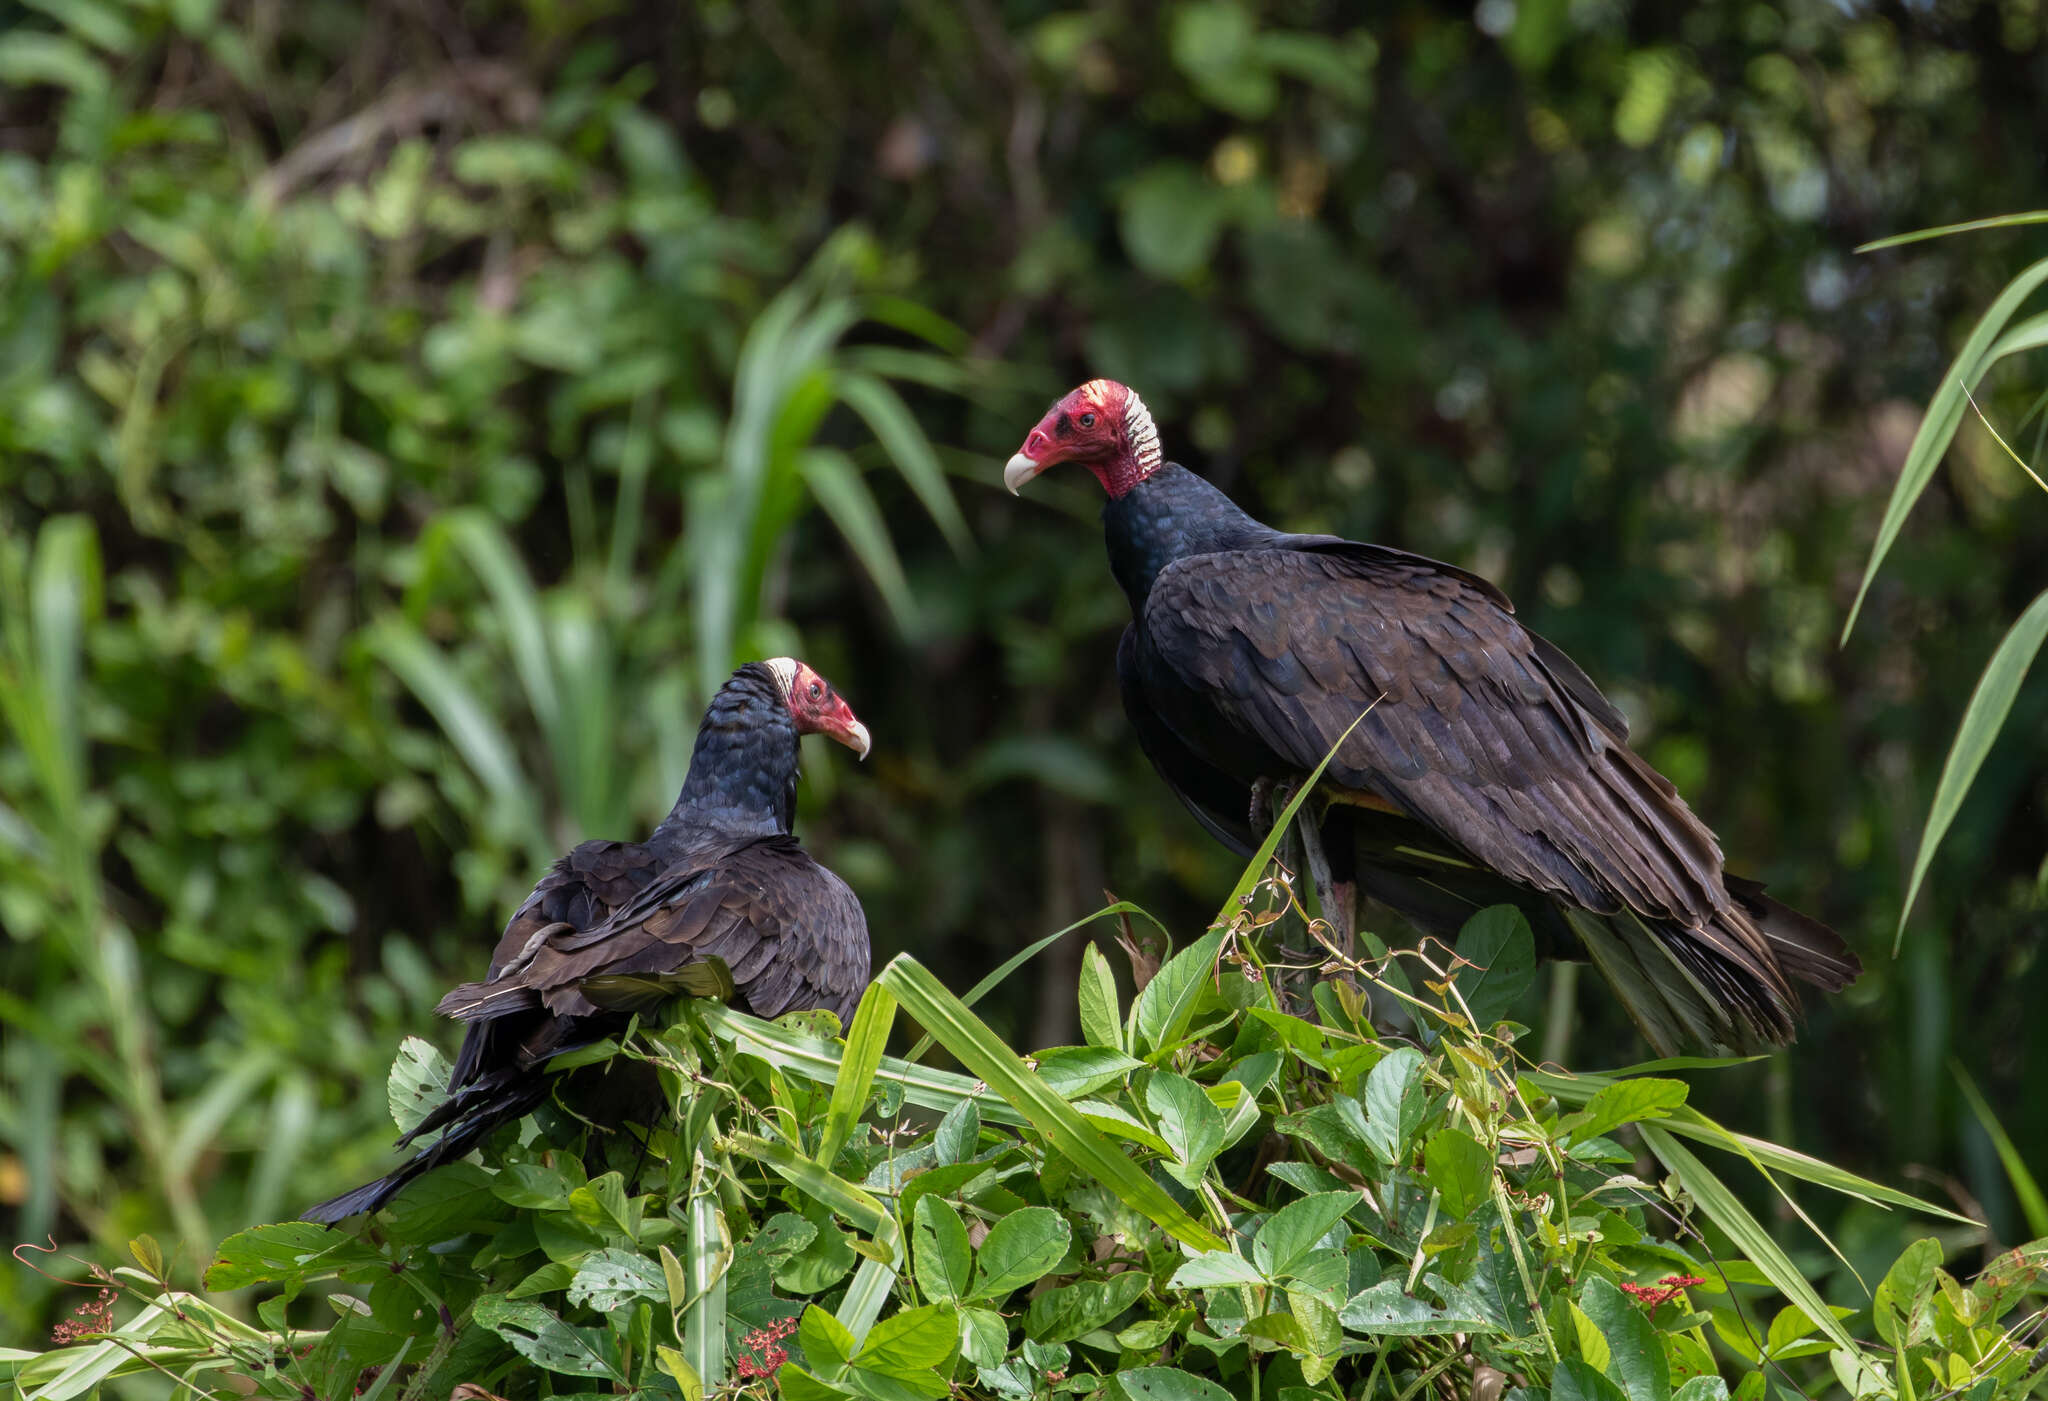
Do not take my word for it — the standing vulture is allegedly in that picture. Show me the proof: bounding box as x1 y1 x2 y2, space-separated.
303 659 872 1223
1004 379 1858 1054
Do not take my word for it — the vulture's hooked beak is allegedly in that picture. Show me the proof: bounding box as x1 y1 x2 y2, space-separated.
820 711 872 762
1003 427 1055 494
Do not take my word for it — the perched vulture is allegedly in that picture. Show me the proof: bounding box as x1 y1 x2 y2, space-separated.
303 659 872 1223
1004 379 1858 1054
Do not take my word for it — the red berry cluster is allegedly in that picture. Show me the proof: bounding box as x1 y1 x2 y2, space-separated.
1619 1274 1705 1310
735 1315 801 1379
50 1287 115 1344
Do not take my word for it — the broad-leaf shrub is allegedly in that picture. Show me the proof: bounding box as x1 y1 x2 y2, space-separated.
9 889 2043 1400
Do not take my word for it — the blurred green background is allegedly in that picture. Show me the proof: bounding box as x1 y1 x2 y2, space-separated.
2 0 2044 1336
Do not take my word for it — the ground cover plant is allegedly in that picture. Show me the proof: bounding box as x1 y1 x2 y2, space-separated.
10 849 2043 1399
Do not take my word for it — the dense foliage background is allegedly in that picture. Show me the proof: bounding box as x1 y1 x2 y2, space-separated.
2 0 2045 1347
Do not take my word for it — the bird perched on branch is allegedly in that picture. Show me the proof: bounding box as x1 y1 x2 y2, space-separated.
303 659 872 1224
1004 379 1857 1054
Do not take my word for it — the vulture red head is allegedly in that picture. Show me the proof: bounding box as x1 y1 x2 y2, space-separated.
765 657 871 759
1004 379 1162 499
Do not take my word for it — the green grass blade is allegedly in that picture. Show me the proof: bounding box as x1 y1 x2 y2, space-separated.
816 983 897 1169
1856 210 2048 252
698 1004 1028 1126
1842 259 2048 642
438 510 561 741
835 1257 900 1348
1895 586 2048 948
1214 706 1378 925
684 1149 730 1387
727 1131 905 1264
874 954 1226 1251
800 446 919 632
27 515 99 818
902 901 1165 1064
1638 1124 1857 1354
545 596 621 837
834 369 973 556
1953 1060 2048 1238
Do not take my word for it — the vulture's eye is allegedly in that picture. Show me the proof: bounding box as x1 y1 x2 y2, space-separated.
1079 412 1096 428
809 682 823 699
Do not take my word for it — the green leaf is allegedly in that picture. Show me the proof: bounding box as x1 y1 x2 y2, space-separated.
1169 3 1276 117
384 1036 451 1137
855 1303 959 1376
959 1306 1008 1368
972 1207 1072 1300
567 1248 667 1313
1873 1237 1943 1347
203 1223 382 1292
1252 1192 1361 1279
1670 1377 1730 1401
1556 1078 1689 1146
1026 1273 1150 1345
1554 1359 1632 1401
1133 929 1226 1056
1079 942 1123 1052
1579 1277 1670 1401
934 1098 980 1165
1339 1279 1494 1337
1033 1046 1144 1099
911 1197 972 1303
1856 209 2048 252
801 1303 858 1373
1146 1072 1226 1186
1451 906 1536 1027
800 447 919 633
1897 588 2048 945
472 1295 628 1382
1169 1251 1270 1289
1423 1128 1493 1220
1361 1047 1427 1164
1117 1366 1237 1401
385 1162 506 1240
818 982 897 1170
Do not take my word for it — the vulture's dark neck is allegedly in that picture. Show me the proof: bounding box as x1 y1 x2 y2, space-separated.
1101 463 1288 609
655 666 800 844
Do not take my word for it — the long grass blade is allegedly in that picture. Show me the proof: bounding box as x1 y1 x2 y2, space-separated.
874 955 1226 1251
1953 1060 2048 1238
436 510 561 741
1894 587 2048 947
835 1257 899 1348
1842 264 2048 642
684 1148 730 1387
1214 706 1378 925
726 1131 905 1264
1638 1124 1856 1353
1856 210 2048 253
816 983 897 1169
799 447 919 631
834 370 972 556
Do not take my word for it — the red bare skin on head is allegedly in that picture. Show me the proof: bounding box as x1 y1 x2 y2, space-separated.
1005 379 1159 499
781 661 871 760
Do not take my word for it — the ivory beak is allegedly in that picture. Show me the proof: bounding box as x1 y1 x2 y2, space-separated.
1003 452 1042 495
839 719 872 762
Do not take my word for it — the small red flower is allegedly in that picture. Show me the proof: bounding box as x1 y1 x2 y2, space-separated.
735 1315 800 1379
50 1287 115 1344
1619 1274 1704 1310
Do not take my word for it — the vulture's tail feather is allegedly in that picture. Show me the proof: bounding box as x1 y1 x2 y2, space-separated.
1724 876 1860 992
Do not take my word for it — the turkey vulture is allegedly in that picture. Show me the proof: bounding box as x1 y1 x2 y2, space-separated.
1004 379 1858 1054
302 658 872 1223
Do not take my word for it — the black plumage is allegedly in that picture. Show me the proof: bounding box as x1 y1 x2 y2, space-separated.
1006 380 1858 1054
303 660 871 1223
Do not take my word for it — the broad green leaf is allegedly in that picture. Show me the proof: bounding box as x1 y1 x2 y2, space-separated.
1637 1125 1855 1353
1873 1237 1942 1347
1025 1272 1150 1344
1361 1047 1427 1164
1032 1046 1143 1099
385 1162 505 1241
1079 942 1123 1051
203 1223 382 1292
972 1207 1072 1299
934 1098 981 1165
567 1248 667 1313
1897 588 2048 946
1671 1375 1729 1401
1423 1128 1493 1220
384 1036 450 1137
1169 1251 1270 1289
1556 1078 1689 1146
1252 1192 1361 1279
958 1307 1007 1368
472 1295 628 1382
854 1303 958 1376
1450 906 1536 1028
1146 1071 1225 1186
1579 1277 1670 1401
1554 1358 1632 1401
1117 1366 1237 1401
911 1197 972 1303
1133 929 1226 1055
1339 1278 1495 1337
801 1305 857 1373
1119 163 1232 279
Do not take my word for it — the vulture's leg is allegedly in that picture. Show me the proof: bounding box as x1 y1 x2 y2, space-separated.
1247 776 1275 836
1296 804 1358 976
